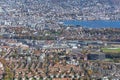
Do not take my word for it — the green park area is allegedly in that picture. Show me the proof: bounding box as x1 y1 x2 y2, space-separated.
102 47 120 53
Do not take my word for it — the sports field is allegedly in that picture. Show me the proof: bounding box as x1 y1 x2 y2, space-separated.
102 48 120 53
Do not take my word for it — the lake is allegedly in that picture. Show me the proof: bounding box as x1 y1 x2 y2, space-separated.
61 20 120 28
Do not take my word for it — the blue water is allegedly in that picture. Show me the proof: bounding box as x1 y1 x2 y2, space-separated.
62 20 120 28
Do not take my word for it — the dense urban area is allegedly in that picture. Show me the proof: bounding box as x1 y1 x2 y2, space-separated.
0 0 120 80
0 0 120 27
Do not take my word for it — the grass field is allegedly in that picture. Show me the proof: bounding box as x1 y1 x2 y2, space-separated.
102 48 120 53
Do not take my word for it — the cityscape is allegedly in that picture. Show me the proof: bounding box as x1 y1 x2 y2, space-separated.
0 0 120 80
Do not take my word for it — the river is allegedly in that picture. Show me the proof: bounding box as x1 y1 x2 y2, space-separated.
61 20 120 28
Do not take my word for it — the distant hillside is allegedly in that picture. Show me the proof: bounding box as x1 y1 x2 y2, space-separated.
110 0 120 5
51 0 68 3
0 0 120 23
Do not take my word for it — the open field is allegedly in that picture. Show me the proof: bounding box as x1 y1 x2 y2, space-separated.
101 48 120 53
